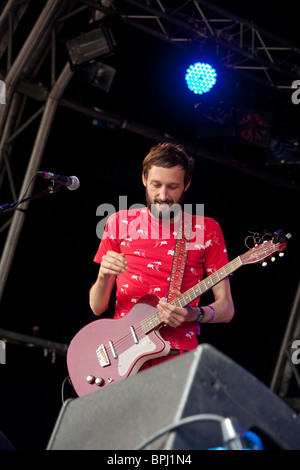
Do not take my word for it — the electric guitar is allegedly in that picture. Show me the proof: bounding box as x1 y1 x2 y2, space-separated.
67 233 289 396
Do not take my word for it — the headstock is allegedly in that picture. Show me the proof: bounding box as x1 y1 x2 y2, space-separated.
241 230 291 266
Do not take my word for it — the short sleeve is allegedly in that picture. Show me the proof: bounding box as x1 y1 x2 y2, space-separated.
203 219 229 274
93 212 120 264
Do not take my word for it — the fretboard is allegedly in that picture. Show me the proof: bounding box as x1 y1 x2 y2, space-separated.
141 256 243 334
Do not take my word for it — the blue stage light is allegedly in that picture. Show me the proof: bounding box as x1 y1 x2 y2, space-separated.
185 62 217 95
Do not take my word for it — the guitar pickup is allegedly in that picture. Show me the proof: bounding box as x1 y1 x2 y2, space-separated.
130 326 139 344
96 344 110 367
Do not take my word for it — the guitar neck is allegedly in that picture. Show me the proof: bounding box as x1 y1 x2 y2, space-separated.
172 255 243 307
141 255 243 334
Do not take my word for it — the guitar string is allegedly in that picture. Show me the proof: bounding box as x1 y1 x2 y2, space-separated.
103 259 242 357
103 270 257 356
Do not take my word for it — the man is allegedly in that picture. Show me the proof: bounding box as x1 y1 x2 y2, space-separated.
90 142 234 364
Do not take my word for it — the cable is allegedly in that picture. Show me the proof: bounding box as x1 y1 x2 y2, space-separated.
60 376 72 404
0 172 40 214
9 172 39 212
134 413 225 450
0 171 61 215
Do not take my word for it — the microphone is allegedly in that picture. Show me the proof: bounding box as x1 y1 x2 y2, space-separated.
37 171 80 191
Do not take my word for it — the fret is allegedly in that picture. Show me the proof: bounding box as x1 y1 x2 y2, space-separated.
170 256 243 307
193 285 202 297
141 312 162 334
141 256 244 335
204 278 213 289
178 292 193 307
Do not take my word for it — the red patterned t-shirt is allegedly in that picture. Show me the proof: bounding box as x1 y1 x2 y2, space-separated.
93 207 229 350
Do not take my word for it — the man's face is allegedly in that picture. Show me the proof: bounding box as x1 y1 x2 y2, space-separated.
142 165 190 219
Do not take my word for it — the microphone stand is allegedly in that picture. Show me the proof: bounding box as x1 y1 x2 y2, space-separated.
0 183 61 215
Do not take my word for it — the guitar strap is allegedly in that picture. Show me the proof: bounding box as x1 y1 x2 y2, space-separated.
167 211 193 302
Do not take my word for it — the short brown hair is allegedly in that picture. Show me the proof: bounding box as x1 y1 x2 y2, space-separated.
142 142 194 187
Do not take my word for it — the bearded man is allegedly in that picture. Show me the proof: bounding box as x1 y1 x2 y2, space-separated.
89 142 234 368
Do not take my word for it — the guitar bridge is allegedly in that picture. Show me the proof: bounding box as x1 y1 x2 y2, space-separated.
96 344 110 367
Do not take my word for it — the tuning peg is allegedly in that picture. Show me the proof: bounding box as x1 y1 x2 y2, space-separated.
271 257 276 262
279 252 284 257
262 261 267 267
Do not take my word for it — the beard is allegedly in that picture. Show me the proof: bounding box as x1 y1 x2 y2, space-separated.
145 188 184 221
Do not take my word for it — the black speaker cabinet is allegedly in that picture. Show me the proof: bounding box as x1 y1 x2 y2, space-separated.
47 344 300 450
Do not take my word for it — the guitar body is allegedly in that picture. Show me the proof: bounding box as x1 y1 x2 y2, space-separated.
67 295 170 396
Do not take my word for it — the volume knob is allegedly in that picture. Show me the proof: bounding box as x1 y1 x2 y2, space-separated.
95 377 104 387
86 375 95 384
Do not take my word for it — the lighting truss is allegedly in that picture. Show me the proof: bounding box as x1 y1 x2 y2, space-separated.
108 0 300 92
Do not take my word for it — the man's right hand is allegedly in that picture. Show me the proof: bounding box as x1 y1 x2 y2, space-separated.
99 251 129 278
90 251 128 315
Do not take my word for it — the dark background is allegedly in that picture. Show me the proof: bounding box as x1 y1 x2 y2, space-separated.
0 0 300 450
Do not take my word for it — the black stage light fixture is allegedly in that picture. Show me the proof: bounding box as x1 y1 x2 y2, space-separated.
76 60 117 93
65 21 116 70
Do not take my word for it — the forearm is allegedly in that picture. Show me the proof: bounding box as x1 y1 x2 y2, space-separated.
157 279 234 328
187 278 235 324
89 273 116 316
187 298 234 324
89 251 128 316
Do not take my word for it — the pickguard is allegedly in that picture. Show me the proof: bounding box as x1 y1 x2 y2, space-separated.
118 335 156 376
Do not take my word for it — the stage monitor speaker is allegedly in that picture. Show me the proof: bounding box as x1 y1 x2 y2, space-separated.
47 344 300 450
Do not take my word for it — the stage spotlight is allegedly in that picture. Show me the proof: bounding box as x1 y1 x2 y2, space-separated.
65 23 116 69
185 62 217 95
76 61 117 93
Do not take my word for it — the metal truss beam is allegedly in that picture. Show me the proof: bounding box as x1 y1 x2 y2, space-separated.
270 279 300 398
0 0 31 65
109 0 300 92
0 328 68 359
0 62 74 303
0 0 76 303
